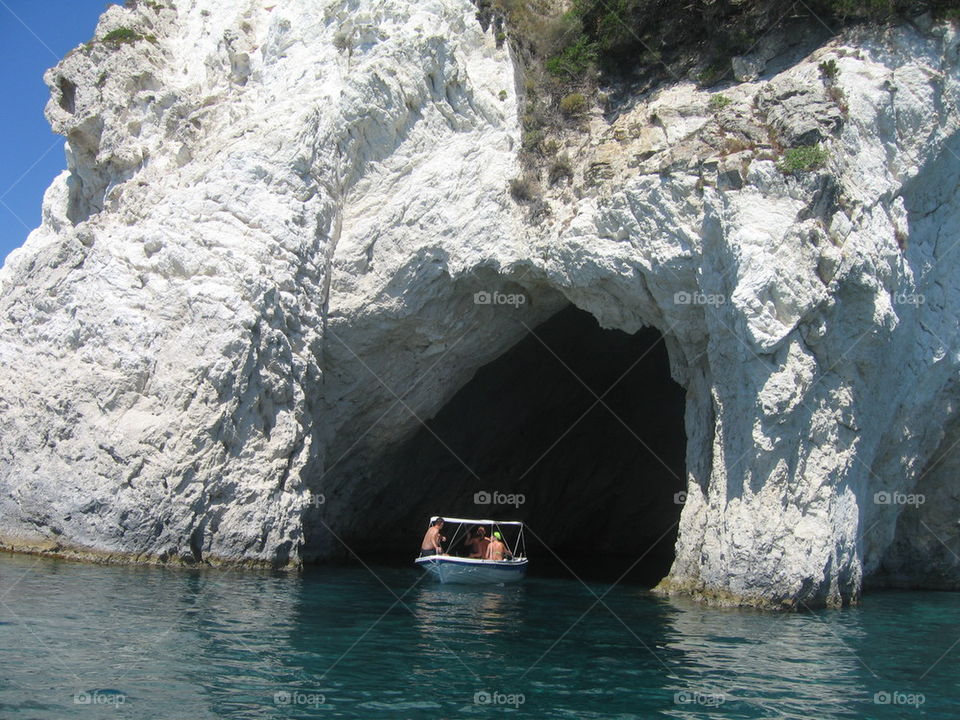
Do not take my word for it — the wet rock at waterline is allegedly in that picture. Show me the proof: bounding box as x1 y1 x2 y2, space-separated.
1 0 960 609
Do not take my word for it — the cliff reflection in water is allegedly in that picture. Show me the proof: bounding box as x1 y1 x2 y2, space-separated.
657 595 867 716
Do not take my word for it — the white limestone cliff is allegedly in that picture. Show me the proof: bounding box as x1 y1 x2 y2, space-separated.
1 0 958 608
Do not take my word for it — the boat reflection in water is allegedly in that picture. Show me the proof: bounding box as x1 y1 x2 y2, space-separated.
410 581 526 650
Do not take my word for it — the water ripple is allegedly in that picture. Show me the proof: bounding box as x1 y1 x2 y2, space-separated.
1 555 958 718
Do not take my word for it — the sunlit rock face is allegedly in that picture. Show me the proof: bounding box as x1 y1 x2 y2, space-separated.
1 0 959 608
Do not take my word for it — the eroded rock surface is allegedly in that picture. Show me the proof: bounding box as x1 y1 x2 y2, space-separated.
1 0 959 608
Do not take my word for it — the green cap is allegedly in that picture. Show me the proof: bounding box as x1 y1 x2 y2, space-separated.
493 531 502 539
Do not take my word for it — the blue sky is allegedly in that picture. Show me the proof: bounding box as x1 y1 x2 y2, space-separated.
0 1 108 265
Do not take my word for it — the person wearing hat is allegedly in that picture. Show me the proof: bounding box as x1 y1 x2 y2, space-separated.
485 530 509 561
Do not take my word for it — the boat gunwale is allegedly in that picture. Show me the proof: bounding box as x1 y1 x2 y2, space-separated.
414 555 528 569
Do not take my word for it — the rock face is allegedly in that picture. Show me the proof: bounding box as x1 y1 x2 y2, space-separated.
1 0 959 608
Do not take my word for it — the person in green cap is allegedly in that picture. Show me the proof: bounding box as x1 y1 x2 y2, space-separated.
485 530 509 561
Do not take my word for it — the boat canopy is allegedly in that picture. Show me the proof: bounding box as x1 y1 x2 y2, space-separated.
430 516 524 526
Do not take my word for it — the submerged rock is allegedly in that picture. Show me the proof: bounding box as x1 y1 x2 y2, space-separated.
1 0 959 608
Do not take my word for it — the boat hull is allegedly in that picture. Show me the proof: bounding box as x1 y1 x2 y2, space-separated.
415 556 528 584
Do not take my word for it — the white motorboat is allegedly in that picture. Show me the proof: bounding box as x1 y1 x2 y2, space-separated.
415 516 528 584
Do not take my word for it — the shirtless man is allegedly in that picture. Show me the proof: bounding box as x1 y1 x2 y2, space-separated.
465 526 490 558
485 531 508 561
419 517 445 557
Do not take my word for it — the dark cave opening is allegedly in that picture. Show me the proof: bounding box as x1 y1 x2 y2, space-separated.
345 305 687 585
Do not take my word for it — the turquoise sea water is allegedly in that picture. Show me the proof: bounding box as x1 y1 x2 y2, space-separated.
1 552 958 719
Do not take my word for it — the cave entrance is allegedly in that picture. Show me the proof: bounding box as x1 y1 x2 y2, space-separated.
360 305 686 585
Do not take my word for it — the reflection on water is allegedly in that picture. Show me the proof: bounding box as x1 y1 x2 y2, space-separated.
1 553 959 719
657 596 866 718
410 582 524 639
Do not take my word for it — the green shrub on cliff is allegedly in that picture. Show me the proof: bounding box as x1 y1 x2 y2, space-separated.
102 27 142 44
709 94 732 112
545 37 598 79
778 144 829 174
559 92 588 116
509 175 539 203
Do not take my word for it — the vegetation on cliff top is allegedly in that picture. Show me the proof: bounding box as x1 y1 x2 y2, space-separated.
483 0 957 210
100 27 156 45
510 0 959 86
